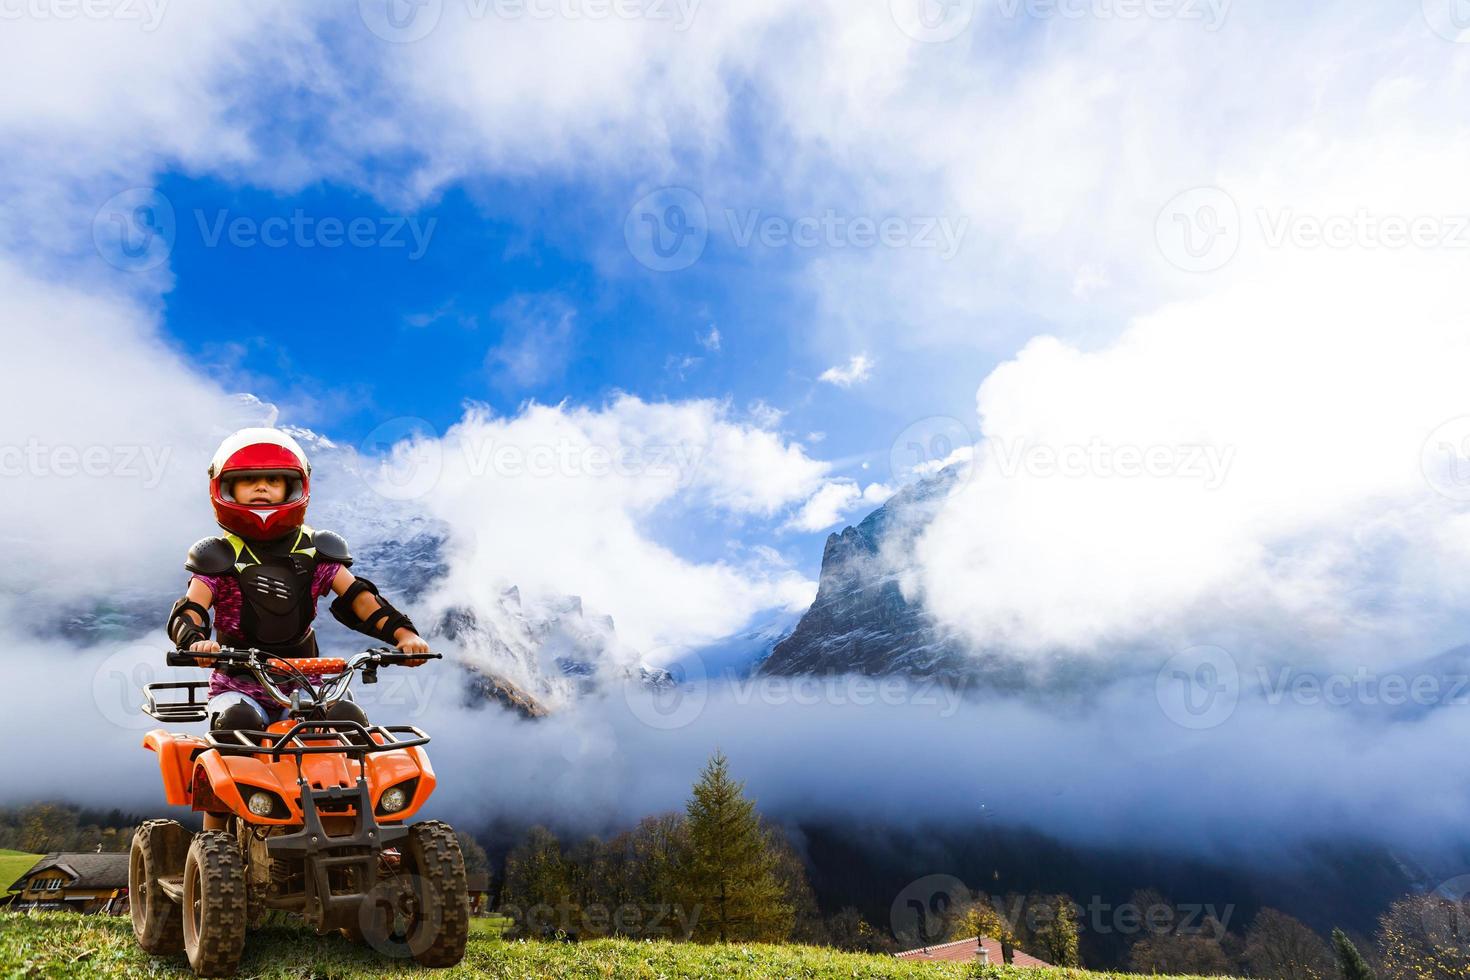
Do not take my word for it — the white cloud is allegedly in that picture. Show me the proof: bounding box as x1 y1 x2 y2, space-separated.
787 479 891 533
747 399 785 429
355 396 827 652
485 294 578 391
699 326 722 352
818 353 874 388
914 250 1470 656
0 258 270 604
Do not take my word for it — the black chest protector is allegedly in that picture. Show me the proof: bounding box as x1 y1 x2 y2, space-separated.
235 549 316 647
186 526 353 657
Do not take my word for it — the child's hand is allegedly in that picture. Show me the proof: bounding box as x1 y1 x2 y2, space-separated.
188 640 221 666
396 632 430 666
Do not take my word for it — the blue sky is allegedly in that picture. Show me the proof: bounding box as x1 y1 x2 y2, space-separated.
157 171 989 445
148 167 992 576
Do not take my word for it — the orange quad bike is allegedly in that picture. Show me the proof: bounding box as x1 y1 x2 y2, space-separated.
131 646 469 976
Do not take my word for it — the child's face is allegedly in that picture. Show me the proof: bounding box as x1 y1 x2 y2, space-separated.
232 474 288 505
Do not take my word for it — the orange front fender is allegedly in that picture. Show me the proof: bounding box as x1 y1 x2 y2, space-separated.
143 729 207 807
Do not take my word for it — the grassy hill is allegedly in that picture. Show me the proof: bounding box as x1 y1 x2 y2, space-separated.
0 911 1241 979
0 849 41 892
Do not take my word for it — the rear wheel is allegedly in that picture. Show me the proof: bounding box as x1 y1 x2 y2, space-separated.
129 819 188 955
182 831 248 977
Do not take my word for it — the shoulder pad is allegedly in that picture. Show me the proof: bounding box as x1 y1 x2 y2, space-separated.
185 536 236 575
310 529 353 567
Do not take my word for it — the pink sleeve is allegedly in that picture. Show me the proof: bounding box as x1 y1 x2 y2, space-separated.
313 562 343 600
190 573 223 599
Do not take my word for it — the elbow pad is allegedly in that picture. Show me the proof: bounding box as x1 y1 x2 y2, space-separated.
330 577 417 644
168 597 211 649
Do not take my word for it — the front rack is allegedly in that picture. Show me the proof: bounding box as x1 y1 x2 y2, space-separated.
143 681 211 724
206 720 430 759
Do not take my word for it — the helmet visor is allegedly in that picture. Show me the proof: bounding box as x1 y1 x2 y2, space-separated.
219 469 306 504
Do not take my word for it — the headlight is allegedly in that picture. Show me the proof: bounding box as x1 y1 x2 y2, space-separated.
246 791 277 817
379 785 409 814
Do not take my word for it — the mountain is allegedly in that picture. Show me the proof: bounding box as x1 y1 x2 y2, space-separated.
435 586 673 717
761 466 987 678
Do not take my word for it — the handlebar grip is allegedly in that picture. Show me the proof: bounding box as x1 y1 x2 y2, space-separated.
167 650 204 667
379 651 441 664
275 658 348 675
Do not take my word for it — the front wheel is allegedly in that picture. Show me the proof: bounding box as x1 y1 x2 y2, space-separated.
182 831 248 977
358 821 469 967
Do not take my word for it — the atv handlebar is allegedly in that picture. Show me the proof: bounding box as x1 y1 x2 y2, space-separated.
164 646 441 711
166 647 439 670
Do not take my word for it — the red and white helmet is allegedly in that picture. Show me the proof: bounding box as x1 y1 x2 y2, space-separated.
208 428 312 540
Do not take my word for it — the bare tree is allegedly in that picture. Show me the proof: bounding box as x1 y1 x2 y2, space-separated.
1243 909 1334 980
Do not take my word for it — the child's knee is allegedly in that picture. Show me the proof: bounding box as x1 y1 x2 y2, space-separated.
324 699 369 726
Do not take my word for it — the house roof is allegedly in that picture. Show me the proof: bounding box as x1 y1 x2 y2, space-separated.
895 935 1053 968
9 853 129 891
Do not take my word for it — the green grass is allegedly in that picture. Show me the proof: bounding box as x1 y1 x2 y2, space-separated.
0 850 41 893
468 914 512 938
0 911 1239 979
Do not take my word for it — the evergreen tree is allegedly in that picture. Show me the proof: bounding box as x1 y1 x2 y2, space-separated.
677 751 792 942
1332 927 1376 980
